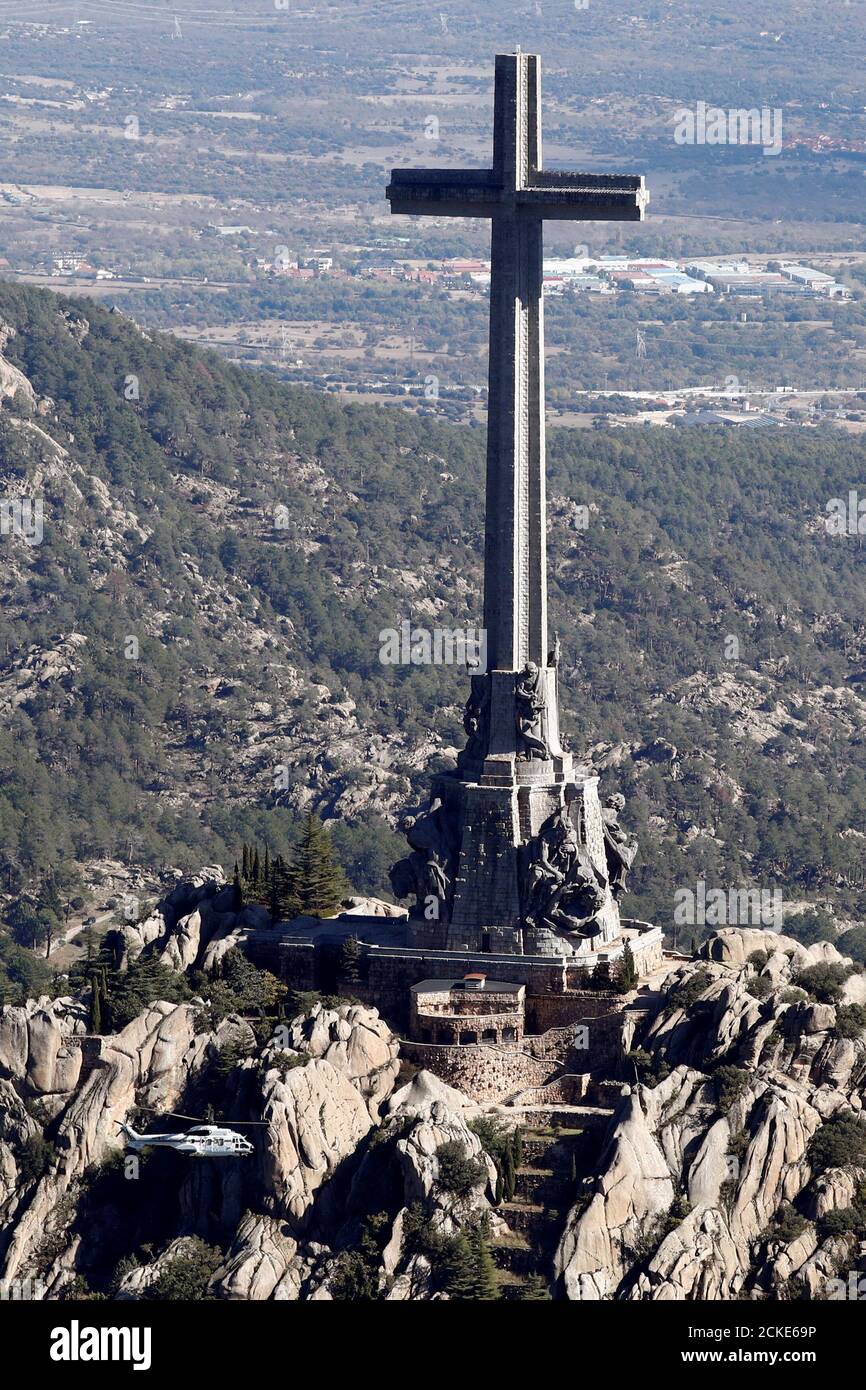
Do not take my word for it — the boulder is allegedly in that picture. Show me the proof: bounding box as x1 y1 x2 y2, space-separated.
285 1004 400 1118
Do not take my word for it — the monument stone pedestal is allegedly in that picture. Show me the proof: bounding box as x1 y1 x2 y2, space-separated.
443 770 621 957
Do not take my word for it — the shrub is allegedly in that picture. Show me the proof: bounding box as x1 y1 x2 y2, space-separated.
17 1133 56 1184
713 1065 750 1114
808 1119 866 1174
148 1239 223 1301
664 969 713 1017
817 1207 865 1239
794 963 852 1005
761 1203 809 1244
834 1004 866 1040
746 976 773 1000
781 987 807 1004
435 1140 487 1196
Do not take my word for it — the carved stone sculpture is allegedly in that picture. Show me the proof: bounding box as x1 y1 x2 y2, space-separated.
390 793 458 918
515 661 549 761
457 673 490 769
523 806 606 937
602 793 638 901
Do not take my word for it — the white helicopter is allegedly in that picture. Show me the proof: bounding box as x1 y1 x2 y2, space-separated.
117 1120 255 1158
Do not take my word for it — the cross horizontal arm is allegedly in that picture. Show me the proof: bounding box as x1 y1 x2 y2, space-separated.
518 173 648 221
387 168 501 218
387 167 648 221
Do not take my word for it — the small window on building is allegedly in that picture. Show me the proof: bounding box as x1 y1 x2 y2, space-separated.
459 1030 478 1045
481 1028 496 1042
502 1026 516 1042
481 932 492 953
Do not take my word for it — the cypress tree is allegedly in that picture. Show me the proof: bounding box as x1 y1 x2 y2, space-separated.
616 940 639 993
252 847 261 886
511 1127 523 1169
263 846 270 881
90 975 102 1034
502 1145 516 1202
242 844 250 880
341 934 363 986
270 854 298 921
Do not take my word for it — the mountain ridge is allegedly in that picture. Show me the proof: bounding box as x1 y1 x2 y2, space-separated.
0 280 865 941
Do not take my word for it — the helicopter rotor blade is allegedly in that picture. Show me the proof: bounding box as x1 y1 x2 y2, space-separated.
136 1106 268 1126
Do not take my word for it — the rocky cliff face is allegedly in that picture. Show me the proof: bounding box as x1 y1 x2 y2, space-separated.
5 862 865 1303
556 928 866 1300
120 867 272 973
0 966 500 1301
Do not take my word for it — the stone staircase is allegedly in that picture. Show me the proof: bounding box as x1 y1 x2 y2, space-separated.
489 1119 596 1300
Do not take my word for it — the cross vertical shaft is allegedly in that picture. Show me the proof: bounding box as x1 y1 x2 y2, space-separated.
387 50 647 751
485 54 546 671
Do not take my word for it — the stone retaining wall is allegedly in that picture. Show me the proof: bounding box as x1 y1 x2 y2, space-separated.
399 1038 555 1103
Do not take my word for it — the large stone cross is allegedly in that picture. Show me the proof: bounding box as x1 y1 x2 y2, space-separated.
387 52 647 676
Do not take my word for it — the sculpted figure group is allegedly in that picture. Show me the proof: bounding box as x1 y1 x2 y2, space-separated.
523 805 606 937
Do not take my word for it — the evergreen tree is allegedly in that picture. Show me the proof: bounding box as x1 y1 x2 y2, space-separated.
285 814 349 917
90 975 102 1033
470 1227 498 1300
511 1128 523 1169
502 1145 516 1202
520 1274 551 1300
440 1232 478 1299
242 844 250 880
252 847 260 885
340 934 363 986
615 940 639 993
269 853 297 921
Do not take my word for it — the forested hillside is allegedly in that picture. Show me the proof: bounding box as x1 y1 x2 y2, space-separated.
1 281 865 940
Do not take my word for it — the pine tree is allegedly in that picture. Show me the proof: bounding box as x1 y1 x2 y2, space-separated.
440 1233 478 1299
470 1227 499 1300
520 1274 551 1300
341 934 363 986
285 814 349 917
